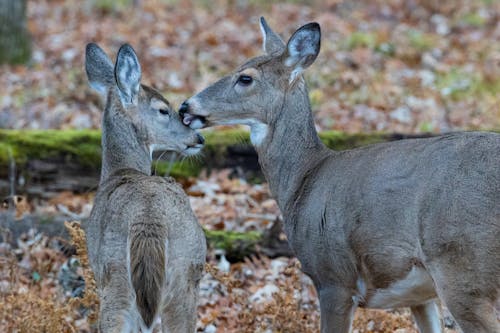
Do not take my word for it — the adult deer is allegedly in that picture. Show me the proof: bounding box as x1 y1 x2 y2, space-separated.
179 18 500 333
84 43 206 333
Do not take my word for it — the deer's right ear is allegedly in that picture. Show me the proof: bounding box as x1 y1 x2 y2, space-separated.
259 17 285 55
114 44 141 105
85 43 114 96
284 22 321 85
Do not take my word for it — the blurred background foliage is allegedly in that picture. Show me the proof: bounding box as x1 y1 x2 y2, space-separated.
0 0 498 133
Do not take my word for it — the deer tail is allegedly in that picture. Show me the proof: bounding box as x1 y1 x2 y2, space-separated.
129 221 166 329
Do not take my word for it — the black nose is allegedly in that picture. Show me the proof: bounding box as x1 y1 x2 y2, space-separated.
179 101 189 117
196 133 205 145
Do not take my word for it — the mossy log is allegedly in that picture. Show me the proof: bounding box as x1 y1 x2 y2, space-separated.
0 128 443 197
2 129 498 261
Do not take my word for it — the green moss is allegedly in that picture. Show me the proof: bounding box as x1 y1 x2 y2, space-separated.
343 31 378 50
460 12 487 27
319 131 387 150
0 129 101 167
10 129 498 183
436 68 500 100
92 0 134 11
205 229 262 261
153 159 203 178
204 129 250 148
0 129 404 173
202 128 250 165
407 30 436 51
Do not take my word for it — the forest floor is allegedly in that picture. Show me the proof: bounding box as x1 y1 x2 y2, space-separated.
1 169 462 333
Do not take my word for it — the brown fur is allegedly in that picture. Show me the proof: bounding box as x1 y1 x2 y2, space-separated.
129 218 166 327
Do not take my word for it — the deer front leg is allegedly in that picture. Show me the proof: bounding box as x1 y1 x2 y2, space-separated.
411 301 443 333
317 285 356 333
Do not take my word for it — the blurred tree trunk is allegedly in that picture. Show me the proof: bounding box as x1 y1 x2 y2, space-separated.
0 0 31 64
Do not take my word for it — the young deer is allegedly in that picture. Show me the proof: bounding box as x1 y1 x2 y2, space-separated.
84 43 206 333
179 18 500 333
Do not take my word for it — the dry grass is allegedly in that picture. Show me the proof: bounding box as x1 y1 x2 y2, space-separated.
0 221 98 333
1 222 459 332
205 259 425 333
206 259 320 332
64 221 99 325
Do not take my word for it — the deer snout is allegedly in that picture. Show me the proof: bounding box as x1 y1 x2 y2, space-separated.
179 101 189 118
179 100 207 129
183 132 205 156
196 133 205 145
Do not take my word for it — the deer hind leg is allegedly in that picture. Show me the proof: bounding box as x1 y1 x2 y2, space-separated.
317 285 356 333
98 289 135 333
161 263 203 333
98 264 136 333
411 301 443 333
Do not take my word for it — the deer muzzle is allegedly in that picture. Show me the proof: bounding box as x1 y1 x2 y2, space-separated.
179 101 208 129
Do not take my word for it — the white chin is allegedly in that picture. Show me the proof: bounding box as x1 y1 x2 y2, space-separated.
189 118 205 130
183 146 202 156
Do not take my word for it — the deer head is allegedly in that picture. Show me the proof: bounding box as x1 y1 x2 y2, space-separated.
179 17 320 147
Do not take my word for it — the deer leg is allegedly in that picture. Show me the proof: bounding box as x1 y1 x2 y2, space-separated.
98 263 136 333
161 264 201 333
98 288 134 333
428 267 499 333
160 296 198 333
411 301 443 333
317 285 355 333
438 294 499 333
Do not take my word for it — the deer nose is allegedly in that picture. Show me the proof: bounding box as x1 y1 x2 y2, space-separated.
179 101 189 117
196 133 205 145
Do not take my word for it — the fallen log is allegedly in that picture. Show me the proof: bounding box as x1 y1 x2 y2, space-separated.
0 129 441 197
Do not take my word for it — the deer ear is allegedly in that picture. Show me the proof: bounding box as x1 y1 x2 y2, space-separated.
85 43 114 96
114 44 141 105
259 17 285 55
284 22 321 84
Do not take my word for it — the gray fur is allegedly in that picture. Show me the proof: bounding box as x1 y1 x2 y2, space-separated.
84 43 206 333
115 44 141 105
260 17 285 55
85 43 114 96
181 19 500 333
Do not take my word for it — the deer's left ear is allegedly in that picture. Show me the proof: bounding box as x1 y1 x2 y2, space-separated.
283 22 321 85
114 44 141 105
259 17 285 55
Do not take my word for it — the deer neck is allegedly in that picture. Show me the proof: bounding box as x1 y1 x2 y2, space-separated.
100 103 151 183
255 82 329 211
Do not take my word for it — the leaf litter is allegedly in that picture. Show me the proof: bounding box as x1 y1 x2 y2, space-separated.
1 169 462 332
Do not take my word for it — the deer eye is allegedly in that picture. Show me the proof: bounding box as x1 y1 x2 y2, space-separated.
159 109 169 115
237 75 253 86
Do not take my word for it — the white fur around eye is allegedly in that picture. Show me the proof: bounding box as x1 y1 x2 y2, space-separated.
150 99 168 111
